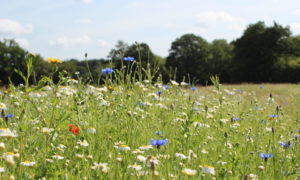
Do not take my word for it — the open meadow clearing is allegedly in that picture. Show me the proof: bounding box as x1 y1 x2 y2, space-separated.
0 80 300 179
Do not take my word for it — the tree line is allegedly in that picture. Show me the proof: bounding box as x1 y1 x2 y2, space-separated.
1 21 300 85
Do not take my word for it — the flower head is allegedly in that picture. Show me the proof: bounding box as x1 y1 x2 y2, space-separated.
20 160 35 166
201 165 215 175
259 153 273 161
48 57 61 64
69 124 79 136
77 140 89 147
117 144 131 151
182 168 197 176
268 114 278 120
280 141 292 149
123 56 135 62
191 87 197 91
151 139 168 149
0 128 18 138
101 68 114 75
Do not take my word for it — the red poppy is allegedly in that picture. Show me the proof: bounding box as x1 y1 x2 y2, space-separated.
72 126 79 136
69 124 79 136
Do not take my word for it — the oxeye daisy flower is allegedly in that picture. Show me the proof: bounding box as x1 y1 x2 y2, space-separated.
180 82 190 86
151 139 168 149
170 80 179 86
92 162 109 173
42 127 54 135
139 145 153 150
87 128 96 134
182 168 197 176
77 140 89 147
20 161 35 166
132 149 144 154
0 166 4 173
128 164 142 171
136 155 147 162
0 128 18 138
201 165 215 175
101 68 114 75
123 56 135 62
175 153 187 160
0 103 6 110
52 155 64 160
117 144 131 151
45 159 54 163
0 142 5 150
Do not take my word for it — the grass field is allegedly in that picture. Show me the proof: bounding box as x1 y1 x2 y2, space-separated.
0 81 300 179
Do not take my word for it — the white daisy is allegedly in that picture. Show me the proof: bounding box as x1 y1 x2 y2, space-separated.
77 140 89 147
20 161 35 166
182 168 197 176
201 165 215 175
128 164 142 171
52 155 64 160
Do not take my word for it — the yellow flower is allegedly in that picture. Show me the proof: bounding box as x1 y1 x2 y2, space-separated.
48 57 61 64
108 85 114 91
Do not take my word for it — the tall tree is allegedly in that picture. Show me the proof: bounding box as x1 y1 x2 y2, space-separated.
232 21 291 82
166 34 210 83
208 39 234 82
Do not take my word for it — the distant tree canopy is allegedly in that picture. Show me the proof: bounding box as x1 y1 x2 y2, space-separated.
232 21 292 82
0 39 51 85
1 21 300 85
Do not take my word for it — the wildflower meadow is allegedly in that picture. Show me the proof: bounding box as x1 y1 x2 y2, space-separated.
0 55 300 179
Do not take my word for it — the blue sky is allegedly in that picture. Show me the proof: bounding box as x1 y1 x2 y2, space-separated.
1 0 300 60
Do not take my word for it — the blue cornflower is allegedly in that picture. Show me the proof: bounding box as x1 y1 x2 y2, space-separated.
151 138 168 149
156 91 162 97
295 135 299 140
235 89 242 93
5 114 13 118
259 153 273 161
269 114 278 118
268 114 278 120
163 85 169 89
191 87 197 91
280 141 292 148
123 56 135 62
101 68 114 75
233 117 240 121
297 129 300 133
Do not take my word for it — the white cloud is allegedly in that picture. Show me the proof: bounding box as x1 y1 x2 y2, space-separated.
0 19 33 35
77 18 92 24
15 38 30 48
294 9 300 15
131 1 145 8
291 23 300 33
195 11 245 31
49 35 91 48
80 0 93 4
98 40 110 48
